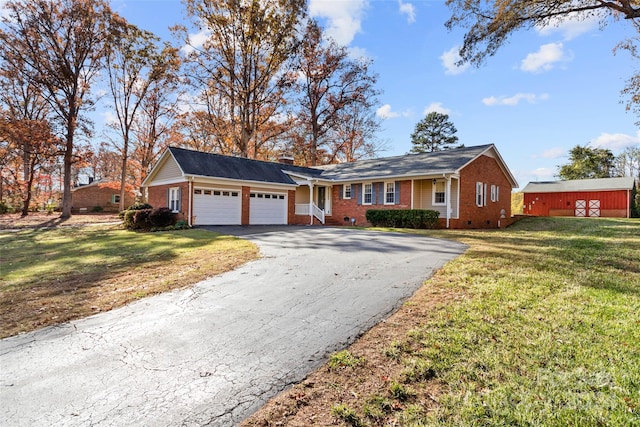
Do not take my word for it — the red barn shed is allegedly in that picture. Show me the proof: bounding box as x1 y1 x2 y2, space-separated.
522 177 635 218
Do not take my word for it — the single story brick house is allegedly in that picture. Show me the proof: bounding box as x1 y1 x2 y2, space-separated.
71 179 135 213
522 176 636 218
142 144 518 229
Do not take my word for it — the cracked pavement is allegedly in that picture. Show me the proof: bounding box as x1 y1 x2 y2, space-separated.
0 226 466 426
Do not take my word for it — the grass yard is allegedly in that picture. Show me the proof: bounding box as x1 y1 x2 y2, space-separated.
0 224 259 338
244 217 640 427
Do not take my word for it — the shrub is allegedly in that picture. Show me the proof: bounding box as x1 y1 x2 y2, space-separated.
92 205 104 212
119 202 153 220
174 220 190 230
0 201 9 214
366 209 440 229
132 209 152 230
149 207 175 227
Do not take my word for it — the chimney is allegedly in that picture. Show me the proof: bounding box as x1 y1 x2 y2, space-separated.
278 155 294 165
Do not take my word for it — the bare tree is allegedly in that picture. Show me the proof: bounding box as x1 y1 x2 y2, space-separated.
446 0 640 67
0 0 117 218
180 0 306 158
291 20 380 165
106 22 181 210
0 42 59 216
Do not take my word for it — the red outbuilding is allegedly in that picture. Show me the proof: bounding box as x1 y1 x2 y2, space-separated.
522 177 636 218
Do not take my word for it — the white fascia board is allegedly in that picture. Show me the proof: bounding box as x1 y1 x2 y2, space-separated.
330 171 458 183
187 174 297 190
456 144 518 188
141 149 186 187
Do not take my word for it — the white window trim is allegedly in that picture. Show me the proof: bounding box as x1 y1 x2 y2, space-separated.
343 184 352 199
363 183 373 205
490 185 500 202
384 182 395 205
169 187 180 213
476 182 486 207
432 180 446 206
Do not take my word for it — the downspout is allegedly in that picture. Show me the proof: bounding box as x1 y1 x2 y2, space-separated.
188 177 193 227
446 175 451 229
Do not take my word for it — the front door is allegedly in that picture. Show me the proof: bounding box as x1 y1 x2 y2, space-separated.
317 186 326 210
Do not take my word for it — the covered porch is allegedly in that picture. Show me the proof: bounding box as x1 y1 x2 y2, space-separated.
411 176 460 228
287 173 333 225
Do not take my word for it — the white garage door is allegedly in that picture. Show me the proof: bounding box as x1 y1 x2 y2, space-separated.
193 188 241 225
250 192 287 225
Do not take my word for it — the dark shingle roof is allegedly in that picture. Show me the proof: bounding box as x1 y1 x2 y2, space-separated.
318 144 493 181
165 144 504 185
169 147 322 185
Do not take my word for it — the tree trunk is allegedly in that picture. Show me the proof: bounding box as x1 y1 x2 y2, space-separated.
119 135 129 211
60 112 76 219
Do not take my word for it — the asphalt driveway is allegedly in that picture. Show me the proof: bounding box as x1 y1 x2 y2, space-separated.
0 226 466 426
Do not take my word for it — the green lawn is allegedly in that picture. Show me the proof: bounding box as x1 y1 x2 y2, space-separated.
390 217 640 426
0 226 258 337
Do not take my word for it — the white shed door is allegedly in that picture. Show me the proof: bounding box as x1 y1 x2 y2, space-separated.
249 192 287 225
193 189 241 225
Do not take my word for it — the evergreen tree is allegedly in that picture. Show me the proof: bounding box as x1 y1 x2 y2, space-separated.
409 112 461 153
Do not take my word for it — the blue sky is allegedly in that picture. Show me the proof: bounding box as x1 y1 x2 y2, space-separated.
5 0 640 189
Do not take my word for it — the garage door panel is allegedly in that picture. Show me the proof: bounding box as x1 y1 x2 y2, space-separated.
193 188 241 225
250 192 287 225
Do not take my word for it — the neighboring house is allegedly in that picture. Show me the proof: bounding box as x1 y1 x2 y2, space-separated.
71 180 135 213
521 177 636 218
142 144 518 229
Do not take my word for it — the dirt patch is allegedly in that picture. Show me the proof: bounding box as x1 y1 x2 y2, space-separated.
0 212 120 230
241 272 464 426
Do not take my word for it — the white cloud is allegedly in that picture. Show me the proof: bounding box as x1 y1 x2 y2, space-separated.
440 46 470 76
540 147 566 159
102 111 118 127
309 0 368 46
590 130 640 151
423 102 451 115
398 0 415 24
536 12 600 41
376 104 399 119
520 43 569 73
482 93 550 106
531 167 556 180
376 104 410 119
181 29 210 55
347 46 369 60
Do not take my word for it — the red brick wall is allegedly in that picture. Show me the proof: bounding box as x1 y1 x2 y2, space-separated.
147 182 189 222
241 186 250 225
448 154 513 229
287 190 296 224
331 181 412 226
72 186 135 212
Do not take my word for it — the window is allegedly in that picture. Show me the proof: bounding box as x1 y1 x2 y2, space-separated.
194 189 202 195
169 187 180 212
385 182 395 204
363 183 373 204
343 184 352 199
111 194 120 204
432 181 446 206
490 185 499 202
476 182 486 207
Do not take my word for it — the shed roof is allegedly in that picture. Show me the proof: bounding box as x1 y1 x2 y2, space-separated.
521 177 635 193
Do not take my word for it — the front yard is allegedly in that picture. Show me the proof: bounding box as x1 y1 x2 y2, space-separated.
0 219 258 338
244 217 640 426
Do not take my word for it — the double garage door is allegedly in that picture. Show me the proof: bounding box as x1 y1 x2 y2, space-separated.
193 188 287 225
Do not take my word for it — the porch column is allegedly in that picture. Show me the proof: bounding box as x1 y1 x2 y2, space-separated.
446 176 451 229
308 182 314 225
